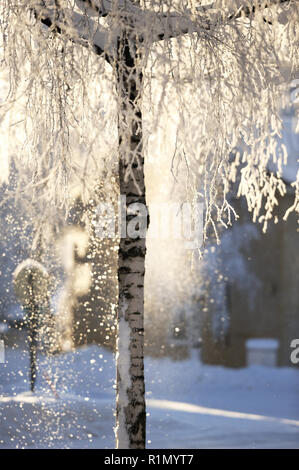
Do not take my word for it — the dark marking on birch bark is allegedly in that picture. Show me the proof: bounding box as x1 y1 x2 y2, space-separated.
123 292 134 300
118 266 132 274
122 246 146 259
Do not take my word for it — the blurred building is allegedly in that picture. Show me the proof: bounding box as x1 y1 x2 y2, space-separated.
200 190 298 368
200 107 299 368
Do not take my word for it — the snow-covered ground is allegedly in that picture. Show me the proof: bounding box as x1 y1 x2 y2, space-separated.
0 332 298 449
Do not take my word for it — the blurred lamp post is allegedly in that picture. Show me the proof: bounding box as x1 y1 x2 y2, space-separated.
13 259 51 392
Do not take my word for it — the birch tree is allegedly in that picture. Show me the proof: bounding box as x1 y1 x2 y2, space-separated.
1 0 299 449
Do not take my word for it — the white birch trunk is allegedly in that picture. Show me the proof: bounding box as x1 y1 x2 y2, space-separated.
114 28 147 449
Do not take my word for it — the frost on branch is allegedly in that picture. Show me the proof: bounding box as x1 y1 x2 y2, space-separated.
0 0 298 241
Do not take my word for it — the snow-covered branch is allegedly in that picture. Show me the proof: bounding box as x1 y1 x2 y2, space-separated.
75 0 140 17
148 0 294 41
74 1 215 41
73 0 295 46
33 0 294 62
227 0 291 21
35 3 115 59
